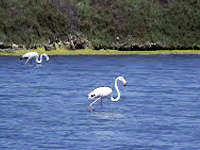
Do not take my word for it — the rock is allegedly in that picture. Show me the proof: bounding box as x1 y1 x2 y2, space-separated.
44 43 55 51
63 41 71 49
0 42 12 51
54 42 60 49
62 33 91 49
12 43 19 49
70 39 75 49
57 41 63 48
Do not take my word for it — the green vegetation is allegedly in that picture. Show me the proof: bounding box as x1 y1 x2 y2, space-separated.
0 0 199 50
1 49 200 56
0 0 74 47
78 0 200 49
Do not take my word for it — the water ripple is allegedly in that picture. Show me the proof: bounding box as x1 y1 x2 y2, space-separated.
1 55 200 149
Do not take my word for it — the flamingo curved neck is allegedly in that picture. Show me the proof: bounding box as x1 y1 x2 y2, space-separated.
35 55 42 63
111 77 120 102
35 54 48 64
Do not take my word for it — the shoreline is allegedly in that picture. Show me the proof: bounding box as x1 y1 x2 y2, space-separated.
1 49 200 56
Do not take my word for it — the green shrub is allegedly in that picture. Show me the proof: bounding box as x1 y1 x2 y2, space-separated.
0 0 199 49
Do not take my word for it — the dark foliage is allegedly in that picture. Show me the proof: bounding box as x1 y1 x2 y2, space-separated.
0 0 199 50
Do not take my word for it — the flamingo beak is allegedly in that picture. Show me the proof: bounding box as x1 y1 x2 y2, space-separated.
123 83 127 87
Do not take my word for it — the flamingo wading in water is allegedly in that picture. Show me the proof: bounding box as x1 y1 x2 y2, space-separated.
88 76 127 112
20 52 49 64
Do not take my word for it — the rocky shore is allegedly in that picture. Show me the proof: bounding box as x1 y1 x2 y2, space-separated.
0 1 199 52
1 37 200 52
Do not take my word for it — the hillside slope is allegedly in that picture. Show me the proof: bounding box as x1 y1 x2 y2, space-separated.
0 0 199 50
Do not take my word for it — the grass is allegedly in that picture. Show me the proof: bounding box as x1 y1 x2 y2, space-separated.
1 48 200 56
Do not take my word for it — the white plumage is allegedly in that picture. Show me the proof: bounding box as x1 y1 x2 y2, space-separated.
88 76 127 111
88 87 112 99
21 52 49 64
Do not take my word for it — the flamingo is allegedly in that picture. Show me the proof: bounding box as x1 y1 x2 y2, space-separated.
20 52 49 64
88 76 127 112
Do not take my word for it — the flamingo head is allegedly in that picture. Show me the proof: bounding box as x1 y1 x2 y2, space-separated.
118 76 127 87
88 92 96 100
42 53 49 61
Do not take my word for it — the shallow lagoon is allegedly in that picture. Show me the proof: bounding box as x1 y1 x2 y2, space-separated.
0 55 200 150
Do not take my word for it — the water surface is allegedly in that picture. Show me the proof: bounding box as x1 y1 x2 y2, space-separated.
0 55 200 150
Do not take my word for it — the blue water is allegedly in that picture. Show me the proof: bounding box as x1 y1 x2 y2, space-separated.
0 55 200 150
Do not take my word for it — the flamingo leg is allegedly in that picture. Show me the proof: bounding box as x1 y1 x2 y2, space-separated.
25 57 31 64
100 99 103 106
88 97 101 112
